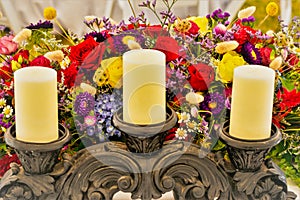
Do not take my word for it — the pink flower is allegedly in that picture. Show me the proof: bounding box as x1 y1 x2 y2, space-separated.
0 35 18 55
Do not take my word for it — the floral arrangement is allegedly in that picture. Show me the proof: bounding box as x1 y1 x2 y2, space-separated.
0 0 299 186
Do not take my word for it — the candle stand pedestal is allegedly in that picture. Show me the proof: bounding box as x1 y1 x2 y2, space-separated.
0 109 298 200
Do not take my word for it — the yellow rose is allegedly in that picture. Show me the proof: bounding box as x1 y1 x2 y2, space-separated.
102 57 123 88
216 51 246 83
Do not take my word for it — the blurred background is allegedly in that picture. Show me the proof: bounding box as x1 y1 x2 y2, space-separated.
0 0 299 36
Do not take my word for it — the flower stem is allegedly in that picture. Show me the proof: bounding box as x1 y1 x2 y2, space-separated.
54 18 75 46
257 15 269 28
127 0 136 18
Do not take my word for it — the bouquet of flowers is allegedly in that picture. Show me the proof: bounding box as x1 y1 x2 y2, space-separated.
0 0 299 186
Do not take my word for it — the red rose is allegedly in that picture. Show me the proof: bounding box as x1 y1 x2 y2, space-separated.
29 56 52 68
69 37 99 65
188 63 215 91
260 47 272 66
154 36 181 62
80 42 106 71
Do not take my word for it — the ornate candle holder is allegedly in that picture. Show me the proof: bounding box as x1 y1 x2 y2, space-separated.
0 109 298 200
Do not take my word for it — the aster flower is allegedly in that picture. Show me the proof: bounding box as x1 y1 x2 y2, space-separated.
177 112 191 123
201 92 226 116
175 128 187 140
0 98 6 108
26 20 53 29
241 42 262 64
2 105 13 118
74 92 95 117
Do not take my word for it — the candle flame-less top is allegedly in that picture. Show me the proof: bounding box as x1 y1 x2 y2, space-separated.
229 65 275 140
14 66 58 143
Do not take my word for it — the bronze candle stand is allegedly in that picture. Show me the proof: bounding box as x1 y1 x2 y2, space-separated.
0 108 298 200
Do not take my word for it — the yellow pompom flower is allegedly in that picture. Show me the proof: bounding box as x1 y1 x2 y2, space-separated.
216 51 246 83
266 2 279 17
43 7 57 20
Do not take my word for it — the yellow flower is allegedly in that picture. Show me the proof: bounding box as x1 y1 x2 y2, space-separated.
94 57 123 88
269 56 282 70
13 29 32 44
105 57 123 88
44 50 64 62
266 2 279 17
174 18 191 33
216 51 246 83
238 6 256 19
43 7 57 20
187 16 208 34
93 67 109 87
215 41 239 54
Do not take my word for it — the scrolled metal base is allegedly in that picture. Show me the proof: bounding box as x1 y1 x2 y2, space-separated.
0 118 298 200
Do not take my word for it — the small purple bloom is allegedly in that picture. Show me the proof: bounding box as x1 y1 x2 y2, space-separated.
74 92 95 117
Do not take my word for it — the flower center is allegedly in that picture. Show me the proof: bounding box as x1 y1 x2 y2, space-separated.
208 102 217 109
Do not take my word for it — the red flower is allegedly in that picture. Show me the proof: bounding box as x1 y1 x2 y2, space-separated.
29 56 52 68
69 37 99 65
188 63 215 91
0 65 13 81
13 49 29 61
287 54 299 66
276 88 300 111
234 21 260 52
186 20 200 35
0 154 20 178
154 36 181 62
80 42 106 71
59 63 79 88
260 47 272 66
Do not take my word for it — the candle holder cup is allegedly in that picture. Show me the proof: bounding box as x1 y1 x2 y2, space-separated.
220 121 282 172
4 124 71 174
0 113 298 200
112 106 177 153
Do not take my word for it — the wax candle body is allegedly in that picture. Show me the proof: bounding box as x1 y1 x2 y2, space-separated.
14 66 58 143
123 49 166 124
229 65 275 140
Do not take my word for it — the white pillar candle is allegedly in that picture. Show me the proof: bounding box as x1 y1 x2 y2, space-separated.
229 65 275 140
123 49 166 124
14 66 58 143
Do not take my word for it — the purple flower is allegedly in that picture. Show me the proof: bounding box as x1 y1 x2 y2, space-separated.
74 92 95 117
84 31 107 42
201 92 226 116
26 20 53 29
241 42 262 64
